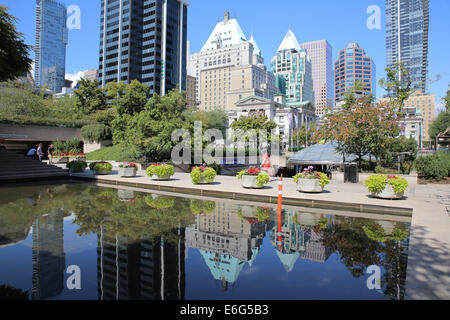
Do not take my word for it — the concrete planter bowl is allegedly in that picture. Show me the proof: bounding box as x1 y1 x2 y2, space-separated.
372 184 404 199
297 178 324 193
69 157 86 162
119 167 137 178
95 168 111 175
241 175 263 189
151 174 172 181
54 157 68 164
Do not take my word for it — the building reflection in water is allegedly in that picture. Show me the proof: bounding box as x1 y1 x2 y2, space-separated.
186 202 274 291
31 210 66 300
97 226 186 300
270 210 332 272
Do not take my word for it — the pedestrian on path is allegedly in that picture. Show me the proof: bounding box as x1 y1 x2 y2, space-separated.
48 144 55 164
27 146 37 160
37 143 43 162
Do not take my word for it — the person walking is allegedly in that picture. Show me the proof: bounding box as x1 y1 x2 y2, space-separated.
37 143 44 162
27 146 37 159
47 144 55 165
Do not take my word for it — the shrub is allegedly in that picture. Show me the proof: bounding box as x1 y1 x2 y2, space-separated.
66 160 87 172
89 161 112 173
81 124 112 143
414 154 448 181
364 174 408 193
53 137 83 154
190 200 216 215
146 163 175 177
190 166 217 184
293 166 330 188
255 207 270 222
145 195 175 209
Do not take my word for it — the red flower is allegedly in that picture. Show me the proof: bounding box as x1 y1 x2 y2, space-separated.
247 167 261 176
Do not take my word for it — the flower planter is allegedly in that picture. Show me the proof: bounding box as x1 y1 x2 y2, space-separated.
241 175 263 189
69 167 85 174
70 157 86 162
372 184 404 199
119 167 137 178
118 189 136 200
296 178 324 193
54 157 68 164
95 168 111 175
151 174 171 181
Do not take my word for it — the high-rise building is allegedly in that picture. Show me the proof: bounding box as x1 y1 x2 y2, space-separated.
189 12 277 111
99 0 188 96
34 0 68 93
386 0 429 94
84 69 99 82
31 211 65 300
334 42 376 101
186 75 197 108
300 40 334 116
271 30 314 106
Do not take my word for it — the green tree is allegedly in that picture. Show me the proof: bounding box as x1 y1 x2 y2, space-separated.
0 6 32 82
230 115 277 147
379 62 413 109
106 80 150 116
429 112 450 140
315 96 401 164
73 78 107 115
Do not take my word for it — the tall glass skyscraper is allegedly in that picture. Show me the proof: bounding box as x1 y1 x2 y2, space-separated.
99 0 188 95
334 42 376 101
386 0 429 94
34 0 68 93
300 40 334 115
271 30 314 105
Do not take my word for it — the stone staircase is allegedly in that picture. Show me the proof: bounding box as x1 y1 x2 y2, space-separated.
0 148 69 182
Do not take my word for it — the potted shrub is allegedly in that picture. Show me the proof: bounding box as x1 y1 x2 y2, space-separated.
237 206 270 224
145 195 175 209
293 166 330 193
66 160 87 173
119 162 138 177
89 161 113 175
53 153 69 164
146 163 175 180
364 174 408 199
237 167 270 189
190 200 216 215
190 166 217 184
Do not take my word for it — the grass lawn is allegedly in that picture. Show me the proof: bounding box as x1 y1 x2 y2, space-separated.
86 145 123 161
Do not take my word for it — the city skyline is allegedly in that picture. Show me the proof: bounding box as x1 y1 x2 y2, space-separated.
3 0 449 110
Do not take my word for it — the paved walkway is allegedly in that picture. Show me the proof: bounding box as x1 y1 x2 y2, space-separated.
71 170 450 300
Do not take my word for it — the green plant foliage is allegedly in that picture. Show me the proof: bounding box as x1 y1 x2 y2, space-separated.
73 78 107 115
0 6 33 82
388 176 408 193
190 167 217 184
66 160 87 172
318 218 329 230
414 153 449 181
363 223 387 243
256 172 270 187
390 227 409 241
146 164 175 177
81 124 112 143
89 161 112 173
145 195 175 209
255 207 270 222
364 174 388 193
429 111 450 140
293 168 330 188
190 200 216 215
53 137 83 154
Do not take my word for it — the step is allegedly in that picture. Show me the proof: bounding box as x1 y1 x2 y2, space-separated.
0 172 69 181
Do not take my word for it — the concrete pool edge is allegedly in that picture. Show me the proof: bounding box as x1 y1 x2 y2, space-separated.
70 173 413 217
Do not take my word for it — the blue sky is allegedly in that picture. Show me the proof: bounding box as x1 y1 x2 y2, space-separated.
3 0 449 110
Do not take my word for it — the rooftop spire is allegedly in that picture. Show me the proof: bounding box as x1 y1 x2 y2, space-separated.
277 30 301 52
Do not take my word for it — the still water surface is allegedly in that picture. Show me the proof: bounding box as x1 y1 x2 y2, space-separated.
0 182 411 300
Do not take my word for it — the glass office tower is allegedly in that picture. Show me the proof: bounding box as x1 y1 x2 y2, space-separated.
34 0 68 93
386 0 429 94
99 0 188 95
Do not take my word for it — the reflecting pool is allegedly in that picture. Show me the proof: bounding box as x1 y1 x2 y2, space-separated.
0 182 411 300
